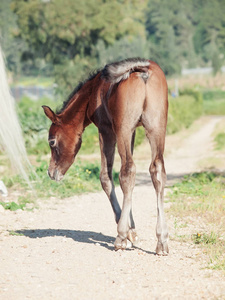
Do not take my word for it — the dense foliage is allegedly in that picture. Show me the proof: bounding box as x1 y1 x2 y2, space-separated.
167 90 203 134
1 0 225 95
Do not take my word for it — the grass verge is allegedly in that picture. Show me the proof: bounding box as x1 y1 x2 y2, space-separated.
0 157 119 210
168 171 225 271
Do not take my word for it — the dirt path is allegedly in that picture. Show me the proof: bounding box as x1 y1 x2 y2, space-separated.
0 116 225 300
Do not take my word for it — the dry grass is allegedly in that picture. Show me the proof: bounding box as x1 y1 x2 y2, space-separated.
167 73 225 91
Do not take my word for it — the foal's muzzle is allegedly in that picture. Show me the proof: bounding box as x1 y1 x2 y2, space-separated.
47 169 64 182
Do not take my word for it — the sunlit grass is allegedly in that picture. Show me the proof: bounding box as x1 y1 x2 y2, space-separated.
0 157 119 210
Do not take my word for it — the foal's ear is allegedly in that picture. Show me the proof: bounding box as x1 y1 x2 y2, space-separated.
42 105 59 124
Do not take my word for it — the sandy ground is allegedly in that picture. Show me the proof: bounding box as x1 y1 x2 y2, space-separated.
0 116 225 300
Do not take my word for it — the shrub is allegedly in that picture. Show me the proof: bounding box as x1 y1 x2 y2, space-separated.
17 96 53 155
167 90 203 134
203 90 225 101
202 90 225 115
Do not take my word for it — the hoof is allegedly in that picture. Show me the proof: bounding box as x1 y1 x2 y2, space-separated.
127 229 139 247
126 239 132 249
156 241 169 256
114 236 127 251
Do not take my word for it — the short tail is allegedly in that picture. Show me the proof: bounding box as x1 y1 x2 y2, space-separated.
101 58 150 84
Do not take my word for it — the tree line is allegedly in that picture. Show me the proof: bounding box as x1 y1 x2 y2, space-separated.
1 0 225 96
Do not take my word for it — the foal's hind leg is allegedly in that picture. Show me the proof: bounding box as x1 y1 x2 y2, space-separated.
127 130 139 245
99 129 121 223
114 130 138 250
146 130 169 255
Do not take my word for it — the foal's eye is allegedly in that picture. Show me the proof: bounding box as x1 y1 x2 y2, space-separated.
49 139 56 147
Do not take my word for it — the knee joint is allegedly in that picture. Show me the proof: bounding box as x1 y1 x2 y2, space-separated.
120 161 136 178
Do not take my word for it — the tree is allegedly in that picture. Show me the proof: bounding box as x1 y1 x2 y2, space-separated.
0 0 25 74
12 0 146 63
193 0 225 64
12 0 146 94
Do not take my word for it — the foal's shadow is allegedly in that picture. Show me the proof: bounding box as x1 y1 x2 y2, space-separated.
16 229 155 255
16 229 115 250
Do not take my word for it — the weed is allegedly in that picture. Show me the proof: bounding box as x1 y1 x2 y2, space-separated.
0 201 25 211
9 231 24 236
192 232 219 245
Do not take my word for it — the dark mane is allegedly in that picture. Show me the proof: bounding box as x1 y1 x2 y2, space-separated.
56 70 101 114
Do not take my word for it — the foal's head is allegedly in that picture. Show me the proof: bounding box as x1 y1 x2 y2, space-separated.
42 106 82 181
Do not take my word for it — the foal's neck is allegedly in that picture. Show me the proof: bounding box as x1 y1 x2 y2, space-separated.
61 90 91 131
60 73 102 131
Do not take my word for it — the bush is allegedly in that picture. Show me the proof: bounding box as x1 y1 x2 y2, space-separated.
167 90 203 134
203 90 225 101
202 90 225 115
17 97 54 155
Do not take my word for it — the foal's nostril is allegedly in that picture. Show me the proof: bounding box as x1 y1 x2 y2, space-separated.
47 169 54 180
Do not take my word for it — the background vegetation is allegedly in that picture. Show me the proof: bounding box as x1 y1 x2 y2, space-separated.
1 0 225 197
1 0 225 96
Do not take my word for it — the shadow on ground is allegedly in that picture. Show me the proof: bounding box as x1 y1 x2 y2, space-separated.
136 171 191 186
15 229 155 255
16 229 115 250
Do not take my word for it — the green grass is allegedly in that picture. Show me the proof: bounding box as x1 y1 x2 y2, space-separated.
2 158 119 205
0 201 26 211
9 231 24 236
192 232 219 245
203 99 225 115
214 132 225 150
168 172 225 271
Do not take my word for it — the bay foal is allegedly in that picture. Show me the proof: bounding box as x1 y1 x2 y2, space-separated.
43 58 169 254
